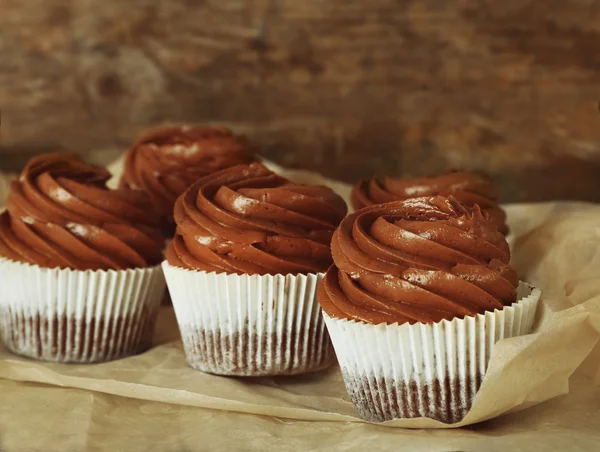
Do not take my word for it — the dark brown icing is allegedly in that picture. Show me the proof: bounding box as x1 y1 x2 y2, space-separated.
318 197 518 325
0 153 164 270
351 170 508 234
166 163 348 275
119 125 255 234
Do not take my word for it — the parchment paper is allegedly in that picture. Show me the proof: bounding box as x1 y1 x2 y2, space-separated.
1 160 600 443
2 376 600 452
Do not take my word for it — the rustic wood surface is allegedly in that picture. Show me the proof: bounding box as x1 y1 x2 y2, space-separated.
1 0 599 202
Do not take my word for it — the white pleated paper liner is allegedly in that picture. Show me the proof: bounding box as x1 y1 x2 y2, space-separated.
323 282 541 424
0 258 166 363
162 262 335 376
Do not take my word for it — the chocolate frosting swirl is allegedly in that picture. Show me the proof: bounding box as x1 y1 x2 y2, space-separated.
318 197 518 325
0 153 164 270
351 170 508 234
166 163 348 275
119 126 255 228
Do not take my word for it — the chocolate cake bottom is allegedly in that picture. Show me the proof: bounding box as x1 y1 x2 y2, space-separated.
181 326 335 376
342 370 484 424
0 308 158 363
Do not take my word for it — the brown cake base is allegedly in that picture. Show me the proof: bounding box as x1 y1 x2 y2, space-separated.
180 326 335 376
341 370 483 424
0 308 158 363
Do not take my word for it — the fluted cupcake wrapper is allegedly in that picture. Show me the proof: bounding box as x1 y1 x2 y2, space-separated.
162 262 335 376
0 258 166 363
323 282 541 424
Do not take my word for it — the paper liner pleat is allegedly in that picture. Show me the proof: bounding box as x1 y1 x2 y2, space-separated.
0 258 166 363
162 262 334 376
323 282 542 424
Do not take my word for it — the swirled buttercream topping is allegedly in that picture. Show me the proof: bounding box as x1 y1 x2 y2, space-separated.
166 163 348 275
351 170 508 234
318 196 518 325
119 125 255 225
0 153 164 270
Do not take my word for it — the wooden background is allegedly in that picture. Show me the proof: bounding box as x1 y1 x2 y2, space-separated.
1 0 599 202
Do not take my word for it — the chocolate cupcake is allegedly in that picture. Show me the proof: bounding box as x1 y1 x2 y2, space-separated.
162 163 348 376
318 197 540 423
0 153 166 363
119 125 255 236
351 170 508 234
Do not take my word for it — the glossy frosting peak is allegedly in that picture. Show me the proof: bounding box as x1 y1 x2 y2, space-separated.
351 170 508 234
318 197 518 325
166 163 348 275
0 153 164 270
119 125 254 224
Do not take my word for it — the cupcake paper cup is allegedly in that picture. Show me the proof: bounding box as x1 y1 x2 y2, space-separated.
0 258 166 363
162 262 335 376
323 282 541 424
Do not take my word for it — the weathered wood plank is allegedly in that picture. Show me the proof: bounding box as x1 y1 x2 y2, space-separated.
1 0 599 201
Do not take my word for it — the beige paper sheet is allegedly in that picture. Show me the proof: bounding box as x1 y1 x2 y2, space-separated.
1 161 600 447
2 376 600 452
